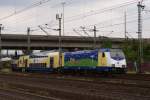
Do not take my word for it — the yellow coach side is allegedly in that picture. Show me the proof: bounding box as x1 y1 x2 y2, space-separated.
47 52 59 68
18 55 29 68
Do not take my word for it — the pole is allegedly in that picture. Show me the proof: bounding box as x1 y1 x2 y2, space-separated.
56 14 62 67
27 27 31 55
7 50 8 57
15 50 17 58
0 24 2 68
59 18 62 67
137 1 144 73
93 26 96 49
62 2 65 36
124 11 127 39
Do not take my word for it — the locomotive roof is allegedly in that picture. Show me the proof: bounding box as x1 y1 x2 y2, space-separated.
28 48 123 57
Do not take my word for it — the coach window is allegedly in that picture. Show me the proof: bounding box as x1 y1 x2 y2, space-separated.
102 52 105 57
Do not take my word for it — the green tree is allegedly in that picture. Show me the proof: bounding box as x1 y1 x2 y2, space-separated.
143 43 150 61
122 39 138 62
101 38 112 48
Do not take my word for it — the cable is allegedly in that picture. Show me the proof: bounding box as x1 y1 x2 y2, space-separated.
38 25 49 34
3 0 150 38
95 16 150 38
0 0 52 21
73 28 84 37
72 28 94 41
64 0 141 23
72 14 138 37
48 1 139 28
77 15 150 38
73 12 138 29
96 16 150 29
43 0 147 28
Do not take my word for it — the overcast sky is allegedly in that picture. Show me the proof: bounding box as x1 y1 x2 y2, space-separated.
0 0 150 38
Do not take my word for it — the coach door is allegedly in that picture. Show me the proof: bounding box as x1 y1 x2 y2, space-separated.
100 52 107 66
50 57 54 68
24 59 28 67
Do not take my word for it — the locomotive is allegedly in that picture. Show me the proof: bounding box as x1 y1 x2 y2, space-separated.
12 49 127 73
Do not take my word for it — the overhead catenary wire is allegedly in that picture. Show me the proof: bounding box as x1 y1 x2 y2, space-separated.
38 25 50 35
72 11 138 30
26 0 148 31
46 16 133 38
42 0 150 30
0 0 52 21
74 15 150 38
80 26 92 37
63 0 146 24
30 2 150 35
1 0 150 38
96 16 150 29
72 28 93 41
0 0 72 25
72 28 96 42
96 16 150 38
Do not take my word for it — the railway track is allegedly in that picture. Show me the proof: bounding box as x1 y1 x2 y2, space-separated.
1 72 150 88
6 72 150 81
0 87 60 100
0 72 150 100
1 82 148 100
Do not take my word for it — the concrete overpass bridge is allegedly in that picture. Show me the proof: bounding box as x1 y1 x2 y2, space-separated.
1 34 150 50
